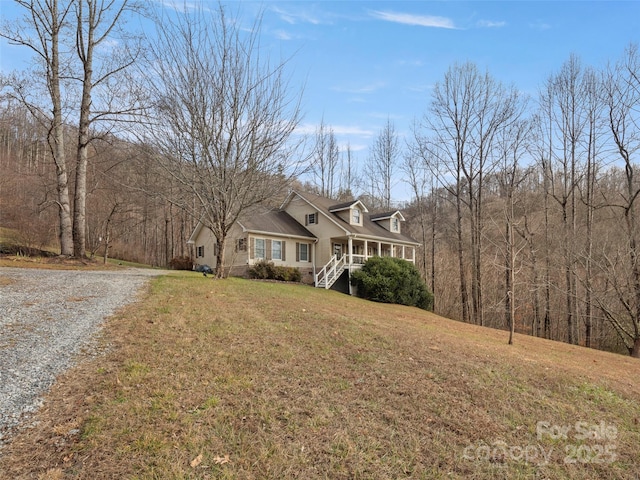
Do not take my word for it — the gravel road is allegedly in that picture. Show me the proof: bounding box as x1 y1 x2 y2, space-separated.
0 267 167 448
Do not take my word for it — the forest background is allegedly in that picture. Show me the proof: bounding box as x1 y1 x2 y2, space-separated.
2 1 640 357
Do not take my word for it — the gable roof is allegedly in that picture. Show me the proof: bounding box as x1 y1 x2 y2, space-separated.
370 211 406 222
187 209 315 245
238 210 316 239
283 190 420 245
328 199 368 213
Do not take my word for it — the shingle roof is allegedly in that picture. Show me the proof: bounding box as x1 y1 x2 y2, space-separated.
293 191 419 245
370 211 405 221
239 210 316 239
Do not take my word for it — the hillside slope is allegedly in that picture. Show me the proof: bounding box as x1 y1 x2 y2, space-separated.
1 274 639 479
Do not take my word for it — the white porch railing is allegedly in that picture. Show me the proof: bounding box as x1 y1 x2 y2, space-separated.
351 254 366 264
315 255 346 289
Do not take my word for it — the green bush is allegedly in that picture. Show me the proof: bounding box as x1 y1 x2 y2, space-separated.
249 260 301 283
249 259 275 279
350 256 433 310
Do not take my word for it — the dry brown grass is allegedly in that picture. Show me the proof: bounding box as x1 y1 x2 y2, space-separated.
1 274 639 479
0 255 108 270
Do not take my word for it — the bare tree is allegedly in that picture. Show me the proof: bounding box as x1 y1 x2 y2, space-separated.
418 62 521 325
579 66 605 348
539 55 590 344
2 0 141 257
72 0 140 257
337 142 359 200
600 44 640 357
143 3 304 278
368 118 399 210
495 117 532 345
1 0 74 255
311 119 339 198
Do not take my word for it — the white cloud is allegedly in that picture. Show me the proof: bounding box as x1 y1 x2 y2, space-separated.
340 142 368 152
530 21 552 31
274 29 293 41
157 1 204 13
476 19 506 28
407 83 434 93
295 123 375 138
332 125 376 137
397 59 425 67
370 10 456 29
271 6 322 25
332 82 387 94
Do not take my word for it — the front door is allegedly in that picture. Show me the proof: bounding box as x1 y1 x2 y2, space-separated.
333 243 343 259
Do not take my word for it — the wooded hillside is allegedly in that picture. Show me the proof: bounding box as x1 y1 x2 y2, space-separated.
2 2 640 356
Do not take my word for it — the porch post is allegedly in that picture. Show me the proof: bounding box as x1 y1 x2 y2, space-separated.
364 240 368 262
348 236 353 266
402 245 406 260
378 242 382 256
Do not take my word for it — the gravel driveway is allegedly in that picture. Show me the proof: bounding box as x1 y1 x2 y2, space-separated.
0 267 167 448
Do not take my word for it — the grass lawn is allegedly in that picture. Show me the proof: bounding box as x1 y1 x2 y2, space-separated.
1 274 639 479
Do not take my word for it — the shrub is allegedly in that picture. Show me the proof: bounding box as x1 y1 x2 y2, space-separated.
249 259 275 279
169 256 194 270
350 256 433 310
273 265 302 282
249 260 301 282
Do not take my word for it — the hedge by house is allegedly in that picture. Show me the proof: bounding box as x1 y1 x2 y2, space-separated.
350 256 433 311
249 260 302 282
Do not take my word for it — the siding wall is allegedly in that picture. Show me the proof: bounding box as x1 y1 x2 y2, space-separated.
247 233 314 269
192 226 218 269
284 194 345 267
192 222 314 281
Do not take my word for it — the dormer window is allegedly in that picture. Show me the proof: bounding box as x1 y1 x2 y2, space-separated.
392 217 399 232
352 208 361 224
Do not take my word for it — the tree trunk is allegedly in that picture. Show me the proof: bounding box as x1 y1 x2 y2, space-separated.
456 192 470 323
630 337 640 358
506 221 514 345
215 236 227 279
73 0 97 258
50 0 73 256
431 196 437 312
53 126 74 256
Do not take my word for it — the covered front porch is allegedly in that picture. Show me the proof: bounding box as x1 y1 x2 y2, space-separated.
332 236 416 265
315 236 417 290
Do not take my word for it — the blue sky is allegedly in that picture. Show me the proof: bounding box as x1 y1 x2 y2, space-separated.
254 1 639 150
2 1 639 200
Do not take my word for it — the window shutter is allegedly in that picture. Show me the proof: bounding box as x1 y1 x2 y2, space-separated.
315 211 319 224
304 214 309 226
266 239 272 260
282 242 286 261
296 242 300 262
249 237 254 259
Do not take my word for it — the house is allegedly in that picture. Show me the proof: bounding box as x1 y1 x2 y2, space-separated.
187 190 421 292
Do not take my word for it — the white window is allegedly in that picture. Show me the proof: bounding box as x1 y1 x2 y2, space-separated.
272 240 282 260
352 208 361 224
255 238 265 259
299 243 309 262
392 217 399 232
